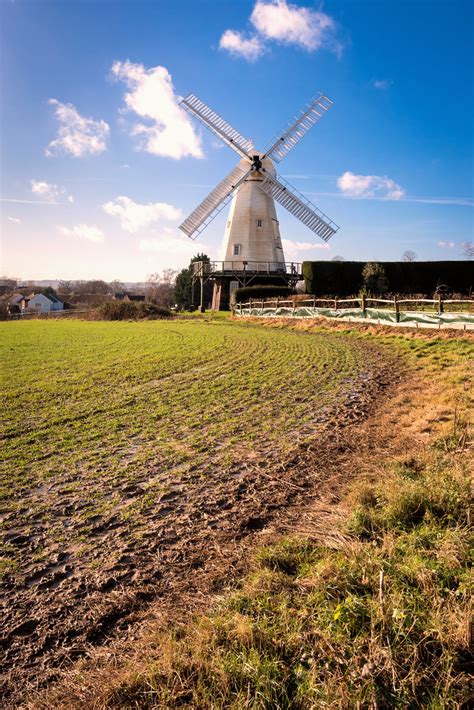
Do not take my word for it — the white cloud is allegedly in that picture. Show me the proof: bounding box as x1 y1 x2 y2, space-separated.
219 1 340 61
282 238 330 259
103 196 181 233
111 60 203 159
46 99 110 158
59 224 105 243
437 240 455 248
219 30 264 61
337 171 405 200
373 79 393 90
7 216 22 224
251 0 337 51
30 179 73 203
139 232 205 254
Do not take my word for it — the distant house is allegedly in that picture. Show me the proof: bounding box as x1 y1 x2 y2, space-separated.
8 293 25 307
24 293 64 313
113 291 145 302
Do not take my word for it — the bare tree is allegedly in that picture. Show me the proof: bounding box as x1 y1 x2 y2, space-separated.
402 250 417 262
146 269 177 308
461 241 474 260
109 279 125 293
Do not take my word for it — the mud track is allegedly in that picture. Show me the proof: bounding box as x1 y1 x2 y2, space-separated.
1 344 401 706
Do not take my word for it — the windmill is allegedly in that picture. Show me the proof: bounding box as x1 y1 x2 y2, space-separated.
179 92 339 309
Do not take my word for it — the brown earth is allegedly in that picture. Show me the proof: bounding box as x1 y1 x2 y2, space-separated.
1 334 405 707
29 356 452 710
8 317 469 708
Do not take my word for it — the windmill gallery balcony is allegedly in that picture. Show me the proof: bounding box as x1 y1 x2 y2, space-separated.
192 260 302 282
191 260 303 311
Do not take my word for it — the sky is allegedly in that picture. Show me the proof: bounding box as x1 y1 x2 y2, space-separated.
1 0 473 282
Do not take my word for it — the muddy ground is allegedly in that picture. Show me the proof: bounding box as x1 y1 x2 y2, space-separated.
1 346 401 706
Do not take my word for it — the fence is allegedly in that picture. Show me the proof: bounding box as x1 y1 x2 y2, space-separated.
233 295 474 330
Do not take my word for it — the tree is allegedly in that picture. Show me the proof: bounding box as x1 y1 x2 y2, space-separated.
146 269 177 308
109 279 125 293
361 262 389 294
402 250 417 262
332 255 345 262
0 277 17 295
174 268 193 310
72 280 111 296
461 241 474 260
174 254 212 310
57 280 72 296
38 286 58 298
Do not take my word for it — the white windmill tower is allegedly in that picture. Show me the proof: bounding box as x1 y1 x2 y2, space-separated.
179 93 339 309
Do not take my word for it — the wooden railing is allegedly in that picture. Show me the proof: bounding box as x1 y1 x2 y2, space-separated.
192 260 302 277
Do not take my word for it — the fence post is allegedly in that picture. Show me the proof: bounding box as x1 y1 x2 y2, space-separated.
438 293 444 314
361 293 366 316
249 298 252 311
334 297 338 311
313 297 316 308
394 295 400 323
293 299 296 316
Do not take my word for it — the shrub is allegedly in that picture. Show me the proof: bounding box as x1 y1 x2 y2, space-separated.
98 301 171 320
361 262 389 295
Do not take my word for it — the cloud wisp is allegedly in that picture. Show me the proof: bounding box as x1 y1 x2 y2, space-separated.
31 180 74 203
311 187 473 207
111 61 203 159
219 1 341 62
103 195 181 233
139 231 205 254
7 216 22 224
282 238 330 259
59 224 105 243
46 100 110 158
219 30 265 61
437 240 455 248
337 171 405 200
372 79 393 90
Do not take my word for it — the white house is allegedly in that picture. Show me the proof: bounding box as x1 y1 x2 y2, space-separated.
24 293 64 313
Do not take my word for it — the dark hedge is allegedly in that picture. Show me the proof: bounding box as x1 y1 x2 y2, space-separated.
233 284 296 303
303 261 473 296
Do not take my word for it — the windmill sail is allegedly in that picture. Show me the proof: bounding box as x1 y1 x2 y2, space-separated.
180 164 252 240
258 173 338 242
263 94 333 163
181 94 253 160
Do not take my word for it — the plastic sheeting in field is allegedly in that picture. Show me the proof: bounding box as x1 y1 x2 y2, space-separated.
234 306 474 329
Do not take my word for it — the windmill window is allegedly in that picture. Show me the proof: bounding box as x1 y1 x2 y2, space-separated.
256 219 263 228
233 244 242 256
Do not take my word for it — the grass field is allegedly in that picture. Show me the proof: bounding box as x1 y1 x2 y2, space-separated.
2 318 377 526
1 317 397 699
43 321 471 709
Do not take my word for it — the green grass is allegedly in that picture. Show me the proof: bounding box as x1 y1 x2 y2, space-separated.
1 318 386 579
109 439 471 709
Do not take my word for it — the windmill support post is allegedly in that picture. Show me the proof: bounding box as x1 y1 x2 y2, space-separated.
199 275 205 313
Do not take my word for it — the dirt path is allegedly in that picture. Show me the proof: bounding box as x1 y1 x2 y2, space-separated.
1 343 401 706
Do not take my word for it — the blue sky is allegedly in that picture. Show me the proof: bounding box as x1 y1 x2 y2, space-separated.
1 0 473 281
